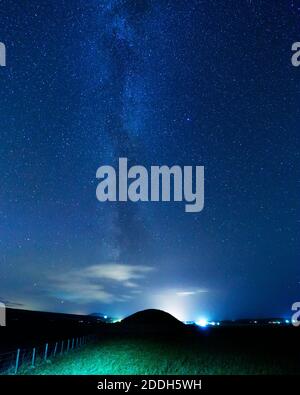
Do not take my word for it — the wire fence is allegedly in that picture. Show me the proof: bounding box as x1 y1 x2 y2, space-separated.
0 334 96 374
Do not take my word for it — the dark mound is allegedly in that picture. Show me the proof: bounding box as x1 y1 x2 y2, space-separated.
119 309 185 335
122 309 183 326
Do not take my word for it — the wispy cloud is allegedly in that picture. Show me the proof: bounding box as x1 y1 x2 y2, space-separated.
83 264 152 282
176 289 208 297
48 263 153 304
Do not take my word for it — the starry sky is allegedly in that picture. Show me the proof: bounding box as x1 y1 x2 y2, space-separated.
0 0 299 321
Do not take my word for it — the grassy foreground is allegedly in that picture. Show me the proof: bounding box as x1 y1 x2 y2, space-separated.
20 335 300 375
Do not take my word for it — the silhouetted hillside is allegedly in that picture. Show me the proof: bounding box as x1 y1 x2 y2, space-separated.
0 308 105 352
119 309 185 335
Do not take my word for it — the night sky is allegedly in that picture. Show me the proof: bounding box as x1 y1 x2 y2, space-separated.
0 0 299 321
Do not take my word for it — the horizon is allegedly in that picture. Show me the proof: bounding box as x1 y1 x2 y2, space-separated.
3 305 294 323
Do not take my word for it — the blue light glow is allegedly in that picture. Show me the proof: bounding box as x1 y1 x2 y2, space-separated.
196 318 208 327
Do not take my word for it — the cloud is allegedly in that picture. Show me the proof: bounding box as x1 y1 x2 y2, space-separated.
52 281 114 303
176 289 208 297
48 263 153 304
83 264 153 282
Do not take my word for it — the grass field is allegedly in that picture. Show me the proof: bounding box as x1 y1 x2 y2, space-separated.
20 334 300 375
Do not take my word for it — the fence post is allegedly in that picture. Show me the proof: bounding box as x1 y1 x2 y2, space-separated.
53 342 58 357
67 339 70 353
72 338 74 350
31 347 36 368
14 349 20 374
76 338 78 348
44 343 48 361
60 340 64 355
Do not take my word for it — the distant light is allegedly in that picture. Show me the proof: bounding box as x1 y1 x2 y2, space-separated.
285 319 290 324
217 322 220 326
210 321 216 326
104 315 107 319
196 318 208 328
270 321 281 325
184 320 194 325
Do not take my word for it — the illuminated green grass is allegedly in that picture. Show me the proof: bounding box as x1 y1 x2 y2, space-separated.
20 337 299 375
